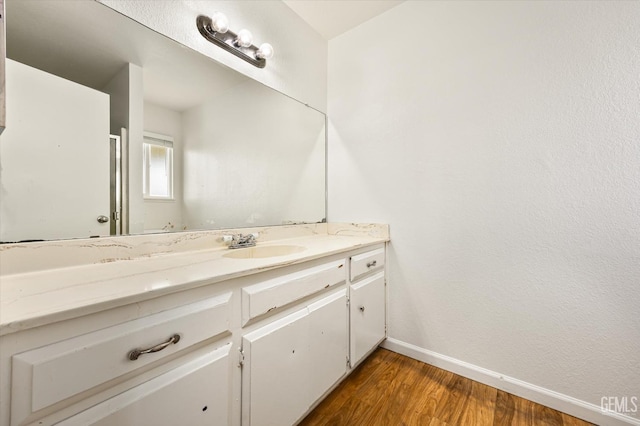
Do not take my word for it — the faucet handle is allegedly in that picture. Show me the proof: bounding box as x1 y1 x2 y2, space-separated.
222 233 258 248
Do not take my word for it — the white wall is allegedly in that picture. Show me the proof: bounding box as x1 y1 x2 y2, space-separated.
282 128 326 224
328 1 640 423
143 102 184 232
99 0 327 113
181 81 325 229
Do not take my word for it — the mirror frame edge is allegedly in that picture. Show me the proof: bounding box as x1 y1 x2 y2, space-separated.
0 0 5 134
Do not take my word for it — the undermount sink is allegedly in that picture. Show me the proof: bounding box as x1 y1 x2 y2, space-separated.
223 244 307 259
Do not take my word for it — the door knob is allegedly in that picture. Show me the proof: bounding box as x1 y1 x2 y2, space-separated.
97 215 109 223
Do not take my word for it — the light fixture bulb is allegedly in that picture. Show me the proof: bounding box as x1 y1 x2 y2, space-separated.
210 12 229 33
256 43 274 60
235 29 253 48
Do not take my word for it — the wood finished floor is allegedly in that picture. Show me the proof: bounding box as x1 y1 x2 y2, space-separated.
300 348 595 426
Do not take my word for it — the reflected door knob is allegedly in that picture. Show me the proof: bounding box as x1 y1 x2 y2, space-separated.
97 215 109 223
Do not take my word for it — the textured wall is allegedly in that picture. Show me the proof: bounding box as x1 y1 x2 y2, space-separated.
99 0 327 112
328 0 640 418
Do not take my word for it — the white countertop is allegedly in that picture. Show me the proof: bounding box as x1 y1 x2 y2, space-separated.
0 229 388 336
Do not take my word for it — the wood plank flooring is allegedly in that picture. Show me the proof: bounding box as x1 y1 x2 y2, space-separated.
300 348 595 426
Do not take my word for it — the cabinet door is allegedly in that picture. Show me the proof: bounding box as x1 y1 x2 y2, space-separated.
242 289 347 426
57 344 232 426
307 290 349 404
350 272 386 367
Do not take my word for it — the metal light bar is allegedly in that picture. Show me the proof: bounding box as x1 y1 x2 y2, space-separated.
196 15 272 69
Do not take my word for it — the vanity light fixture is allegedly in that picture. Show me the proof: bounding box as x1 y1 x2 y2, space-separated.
196 13 274 68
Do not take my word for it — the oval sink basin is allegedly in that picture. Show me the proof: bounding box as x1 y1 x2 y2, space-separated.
223 245 307 259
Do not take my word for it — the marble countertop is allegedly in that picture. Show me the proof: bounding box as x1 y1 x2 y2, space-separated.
0 224 388 336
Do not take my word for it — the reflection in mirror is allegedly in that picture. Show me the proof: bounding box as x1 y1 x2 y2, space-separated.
0 0 326 243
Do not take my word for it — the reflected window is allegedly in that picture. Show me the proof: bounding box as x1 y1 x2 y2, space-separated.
143 132 174 199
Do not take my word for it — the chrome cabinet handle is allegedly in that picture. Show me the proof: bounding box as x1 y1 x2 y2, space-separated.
366 260 377 268
359 306 365 312
128 334 181 361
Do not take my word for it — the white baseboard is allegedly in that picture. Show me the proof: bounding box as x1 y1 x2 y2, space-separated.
381 338 639 426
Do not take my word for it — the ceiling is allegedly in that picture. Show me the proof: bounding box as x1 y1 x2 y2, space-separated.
7 0 248 112
282 0 405 40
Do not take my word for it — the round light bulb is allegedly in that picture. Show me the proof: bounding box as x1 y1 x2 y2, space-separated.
256 43 274 60
235 29 253 48
210 12 229 33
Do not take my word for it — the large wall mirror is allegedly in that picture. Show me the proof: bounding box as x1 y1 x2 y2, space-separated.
0 0 326 243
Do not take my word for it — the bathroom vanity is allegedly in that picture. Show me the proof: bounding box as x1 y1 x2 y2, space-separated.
0 223 388 426
0 2 382 424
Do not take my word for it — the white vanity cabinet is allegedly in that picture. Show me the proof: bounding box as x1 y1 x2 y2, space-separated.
0 242 387 426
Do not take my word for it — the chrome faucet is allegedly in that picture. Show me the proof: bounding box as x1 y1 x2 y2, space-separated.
223 233 259 249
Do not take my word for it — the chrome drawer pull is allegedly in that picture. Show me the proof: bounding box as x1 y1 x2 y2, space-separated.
128 334 181 361
366 260 377 268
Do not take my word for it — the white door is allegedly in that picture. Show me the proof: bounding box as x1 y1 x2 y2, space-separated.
350 272 386 367
57 345 231 426
242 289 348 426
0 59 110 241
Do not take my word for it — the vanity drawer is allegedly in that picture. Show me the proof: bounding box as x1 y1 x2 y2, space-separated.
11 292 232 425
242 259 346 325
56 344 232 426
350 247 385 282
